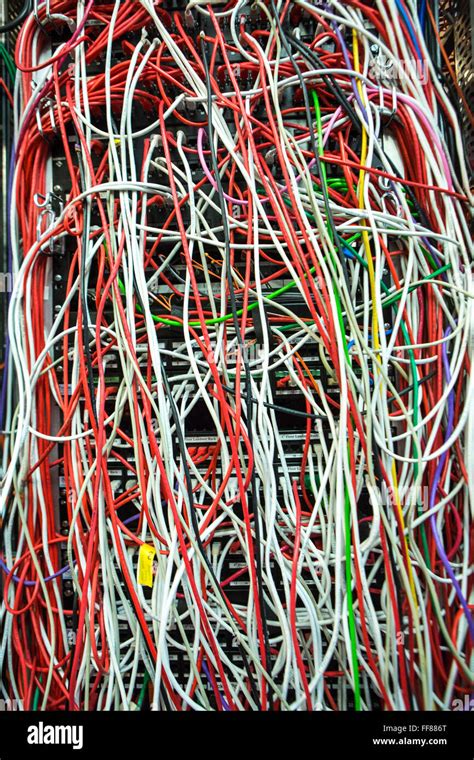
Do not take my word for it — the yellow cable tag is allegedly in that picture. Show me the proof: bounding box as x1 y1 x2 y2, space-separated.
138 544 156 587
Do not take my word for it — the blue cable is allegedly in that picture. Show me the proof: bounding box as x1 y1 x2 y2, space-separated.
419 0 427 32
395 0 424 61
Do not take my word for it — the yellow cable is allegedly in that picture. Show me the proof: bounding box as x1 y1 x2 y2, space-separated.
352 30 418 610
352 30 379 360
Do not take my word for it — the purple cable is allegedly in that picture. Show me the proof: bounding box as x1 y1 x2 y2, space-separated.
122 513 140 525
328 21 447 278
0 556 73 586
0 512 141 587
428 327 474 642
331 20 367 119
201 660 231 711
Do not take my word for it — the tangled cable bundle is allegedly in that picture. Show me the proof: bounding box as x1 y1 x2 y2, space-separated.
0 0 473 712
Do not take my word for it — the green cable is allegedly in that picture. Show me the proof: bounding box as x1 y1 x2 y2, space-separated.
312 88 361 709
379 282 431 567
32 688 41 710
309 86 442 703
276 262 451 332
118 265 319 328
117 230 366 328
110 83 436 707
344 486 361 709
381 263 451 307
136 671 150 710
32 676 42 711
281 193 367 266
0 43 16 82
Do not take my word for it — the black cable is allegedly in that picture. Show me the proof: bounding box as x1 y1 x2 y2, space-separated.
289 34 362 136
288 18 459 250
131 274 264 707
371 438 415 710
220 383 327 420
159 357 263 710
268 0 352 294
200 33 275 707
0 0 31 34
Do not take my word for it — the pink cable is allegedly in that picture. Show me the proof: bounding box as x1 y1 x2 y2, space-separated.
196 127 321 207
